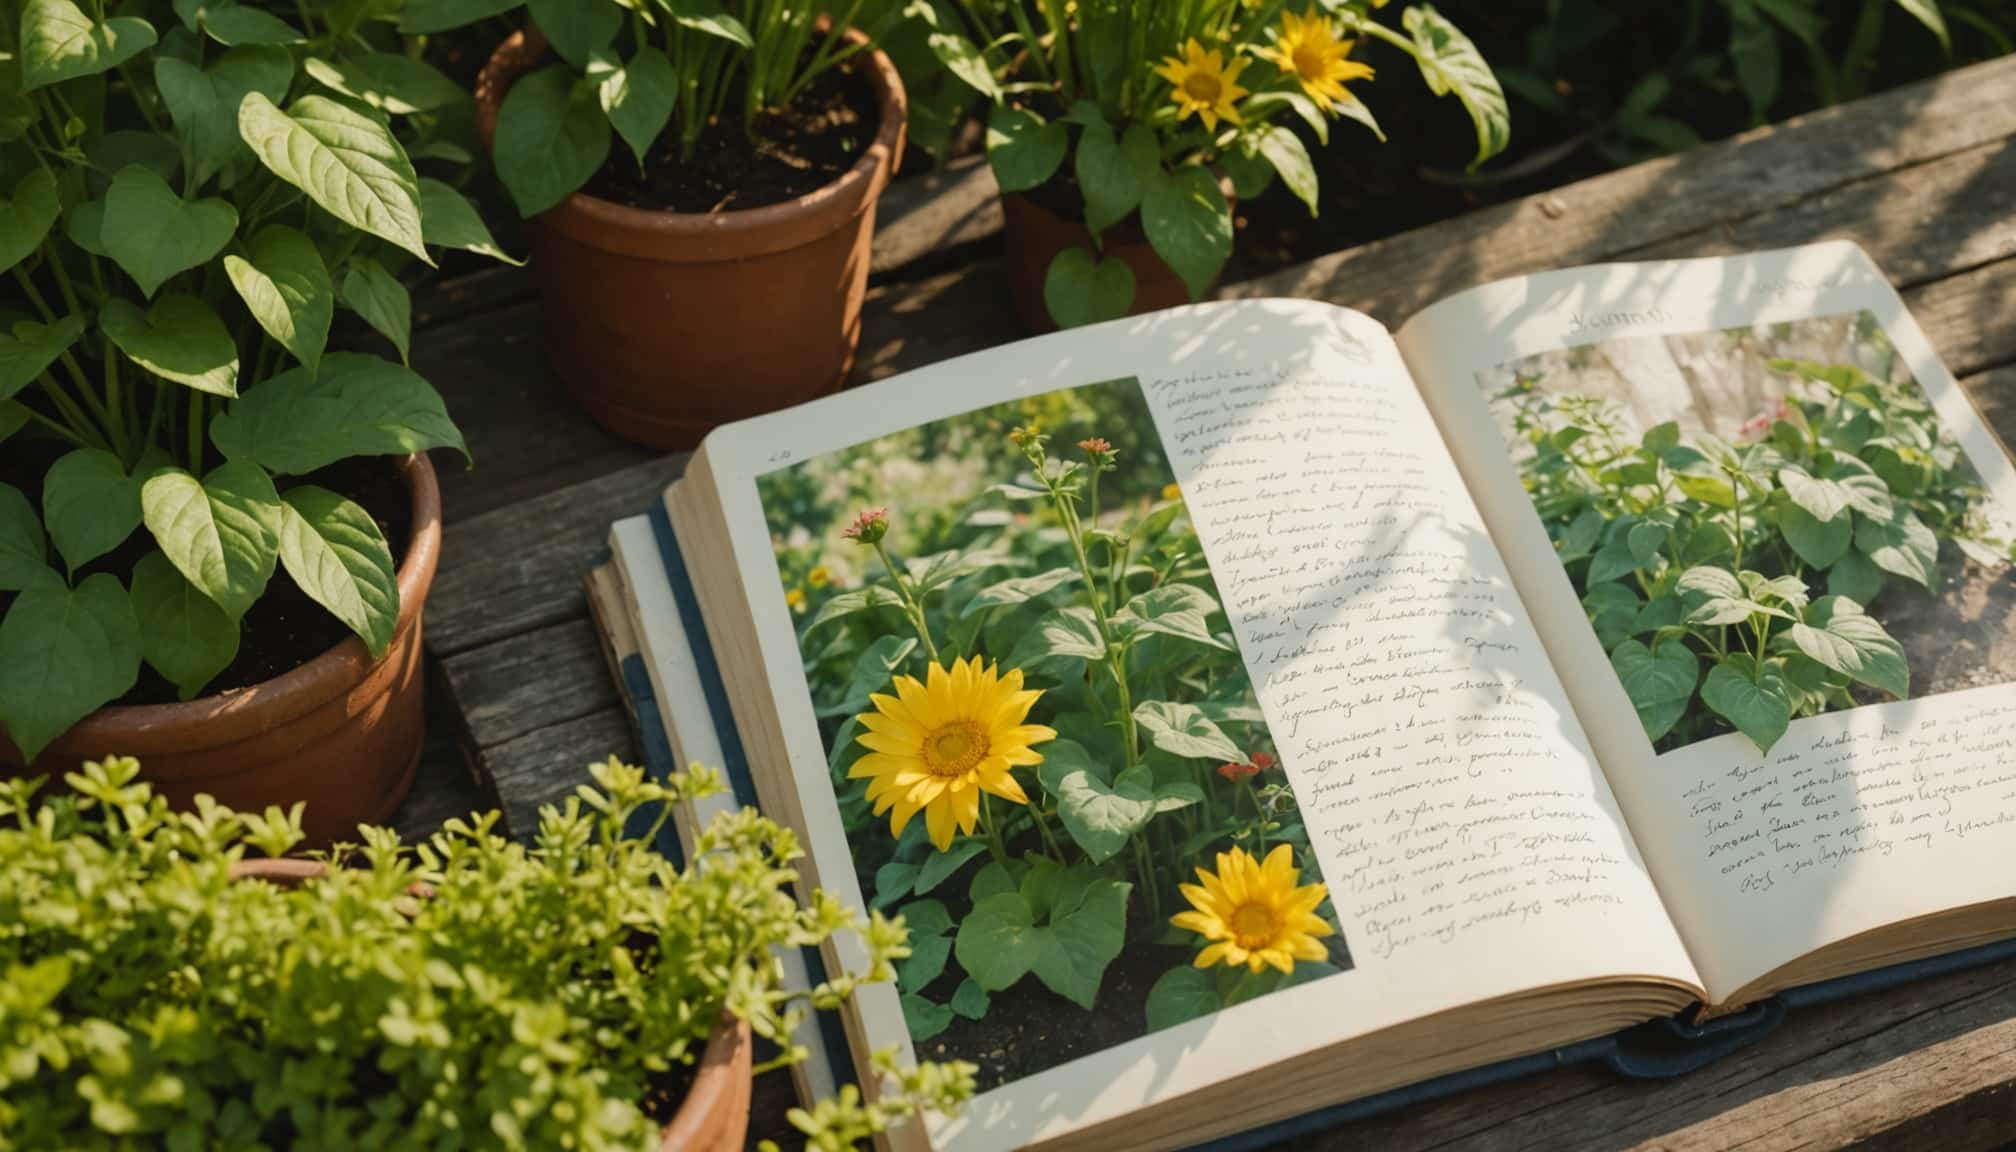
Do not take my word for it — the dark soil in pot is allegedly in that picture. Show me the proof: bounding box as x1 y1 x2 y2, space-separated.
0 450 412 705
584 58 882 214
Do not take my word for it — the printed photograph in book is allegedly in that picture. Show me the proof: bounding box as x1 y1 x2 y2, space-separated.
756 377 1353 1092
1477 310 2016 756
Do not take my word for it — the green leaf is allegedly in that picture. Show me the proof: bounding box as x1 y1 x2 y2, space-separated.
968 860 1018 904
592 47 676 167
1252 124 1318 215
492 66 611 217
1146 966 1219 1032
1786 595 1908 699
277 486 399 658
1076 121 1157 236
1141 166 1231 303
0 169 59 275
19 0 157 91
1729 1 1781 117
0 316 86 403
1043 247 1135 330
130 549 239 700
225 225 332 374
1892 0 1950 50
0 401 26 444
804 585 903 635
1134 700 1242 763
1700 657 1792 753
418 179 523 265
1855 504 1938 588
985 105 1067 193
1825 458 1895 520
953 892 1042 992
872 859 917 908
1626 519 1668 568
99 295 240 397
1583 581 1639 649
0 571 140 761
303 53 465 116
1827 548 1884 604
1111 582 1229 650
1403 5 1510 169
1672 472 1738 508
911 838 988 897
962 566 1078 617
662 0 752 47
1005 605 1105 668
0 484 47 590
189 3 303 45
399 0 520 34
897 934 951 993
156 47 296 189
339 258 412 365
100 166 238 298
1039 742 1154 865
238 94 430 263
1778 468 1851 523
949 978 989 1020
899 993 953 1041
1779 497 1852 569
527 0 621 67
211 352 467 475
898 899 952 939
42 449 143 573
927 31 998 99
1031 877 1130 1010
1677 565 1744 600
1609 637 1697 742
140 462 283 621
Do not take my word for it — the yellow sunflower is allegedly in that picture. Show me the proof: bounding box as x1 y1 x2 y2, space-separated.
1172 844 1333 974
849 656 1055 850
1257 10 1374 108
1156 40 1250 131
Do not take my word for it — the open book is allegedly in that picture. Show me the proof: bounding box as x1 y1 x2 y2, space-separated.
631 242 2016 1152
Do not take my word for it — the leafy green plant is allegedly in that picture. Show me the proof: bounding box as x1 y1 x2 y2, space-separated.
917 0 1508 327
1503 343 2011 753
422 0 905 217
0 754 975 1150
764 386 1349 1080
0 0 519 756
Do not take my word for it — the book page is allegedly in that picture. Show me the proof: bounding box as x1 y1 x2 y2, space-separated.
1397 242 2016 1003
692 300 1695 1150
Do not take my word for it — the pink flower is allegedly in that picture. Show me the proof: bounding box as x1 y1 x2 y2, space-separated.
841 508 889 545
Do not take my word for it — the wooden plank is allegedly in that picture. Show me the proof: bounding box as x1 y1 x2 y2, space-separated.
482 708 638 839
440 619 619 749
391 676 493 841
871 155 1003 281
426 454 689 657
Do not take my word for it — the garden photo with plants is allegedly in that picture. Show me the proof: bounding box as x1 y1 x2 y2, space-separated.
1479 310 2016 756
757 380 1353 1091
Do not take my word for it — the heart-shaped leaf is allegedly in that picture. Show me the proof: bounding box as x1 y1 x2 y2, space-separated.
156 47 295 189
100 295 240 397
130 549 239 700
1039 743 1155 865
398 0 520 34
339 258 411 364
1141 166 1231 303
986 105 1068 192
0 570 141 760
140 461 283 621
0 169 59 275
1111 583 1229 650
225 225 331 374
1146 966 1219 1032
1855 504 1938 588
20 0 158 91
302 53 465 116
211 352 467 475
238 93 429 262
592 46 677 167
0 315 86 403
0 484 48 590
417 178 522 265
1700 657 1792 753
1030 876 1130 1010
962 566 1079 617
1075 120 1158 236
42 449 144 573
529 0 621 67
1609 637 1698 742
1004 605 1106 670
1785 595 1908 699
1134 700 1242 763
953 892 1042 992
492 65 612 217
100 166 238 298
1043 248 1135 330
277 485 399 658
187 2 304 45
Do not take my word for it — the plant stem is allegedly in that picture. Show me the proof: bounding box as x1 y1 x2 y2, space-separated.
1030 804 1066 864
870 538 940 665
978 793 1012 870
1132 832 1161 926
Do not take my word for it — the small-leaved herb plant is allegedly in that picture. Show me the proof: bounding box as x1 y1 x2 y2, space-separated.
0 754 976 1150
1504 341 2013 753
918 0 1509 327
422 0 900 217
0 0 516 758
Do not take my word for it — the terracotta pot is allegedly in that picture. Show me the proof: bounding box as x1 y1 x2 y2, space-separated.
474 29 907 451
1001 181 1237 335
230 858 756 1149
1 454 441 847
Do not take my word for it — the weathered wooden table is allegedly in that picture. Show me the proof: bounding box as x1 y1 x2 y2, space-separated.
392 53 2016 1151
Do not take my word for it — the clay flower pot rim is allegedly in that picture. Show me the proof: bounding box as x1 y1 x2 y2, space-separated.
476 27 905 241
228 857 755 1150
59 454 441 743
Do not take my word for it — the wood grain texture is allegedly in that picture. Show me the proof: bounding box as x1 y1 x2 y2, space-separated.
872 155 1002 280
439 619 619 749
481 708 639 839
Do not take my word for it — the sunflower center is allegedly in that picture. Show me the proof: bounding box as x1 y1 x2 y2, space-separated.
922 720 989 778
1229 902 1279 950
1183 72 1223 103
1292 45 1328 79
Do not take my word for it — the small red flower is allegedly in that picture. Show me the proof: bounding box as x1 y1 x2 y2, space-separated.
1251 751 1278 773
1217 760 1261 782
1078 437 1113 455
841 508 889 545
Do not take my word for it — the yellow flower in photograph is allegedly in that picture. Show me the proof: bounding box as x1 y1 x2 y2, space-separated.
1258 10 1374 108
850 656 1056 850
1156 40 1250 131
807 565 832 588
1161 483 1182 502
785 587 807 613
1172 844 1332 974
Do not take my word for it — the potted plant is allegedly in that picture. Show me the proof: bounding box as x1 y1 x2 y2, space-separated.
0 754 975 1149
917 0 1511 331
0 0 514 841
451 1 908 451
